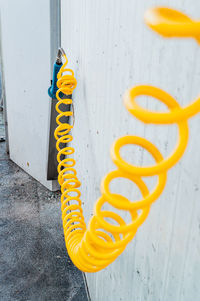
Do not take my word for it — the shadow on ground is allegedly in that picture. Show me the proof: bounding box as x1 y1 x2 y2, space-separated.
0 137 89 301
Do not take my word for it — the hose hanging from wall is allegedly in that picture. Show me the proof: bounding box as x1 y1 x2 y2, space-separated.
54 8 200 272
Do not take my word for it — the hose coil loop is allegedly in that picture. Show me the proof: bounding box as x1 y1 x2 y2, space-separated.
54 9 200 272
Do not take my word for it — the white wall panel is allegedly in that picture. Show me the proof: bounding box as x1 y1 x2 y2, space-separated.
61 0 200 300
0 0 58 190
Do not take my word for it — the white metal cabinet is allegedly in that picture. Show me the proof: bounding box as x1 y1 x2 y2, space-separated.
0 0 59 190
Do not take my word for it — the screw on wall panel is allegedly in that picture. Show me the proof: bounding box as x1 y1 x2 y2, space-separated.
0 136 5 142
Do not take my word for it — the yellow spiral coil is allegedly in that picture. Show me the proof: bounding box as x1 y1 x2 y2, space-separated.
54 8 200 272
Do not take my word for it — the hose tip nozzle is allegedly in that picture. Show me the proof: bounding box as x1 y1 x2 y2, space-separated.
56 47 66 64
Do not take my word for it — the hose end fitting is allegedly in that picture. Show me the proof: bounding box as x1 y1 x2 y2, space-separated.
48 48 65 98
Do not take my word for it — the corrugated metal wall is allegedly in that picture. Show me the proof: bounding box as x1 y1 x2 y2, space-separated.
61 0 200 300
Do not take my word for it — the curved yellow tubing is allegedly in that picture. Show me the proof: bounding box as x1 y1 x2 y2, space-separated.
144 7 200 43
54 8 200 272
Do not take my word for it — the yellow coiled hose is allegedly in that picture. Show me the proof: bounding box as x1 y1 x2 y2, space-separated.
54 8 200 272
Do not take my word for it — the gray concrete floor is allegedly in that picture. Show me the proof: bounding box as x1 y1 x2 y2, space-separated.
0 110 89 301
